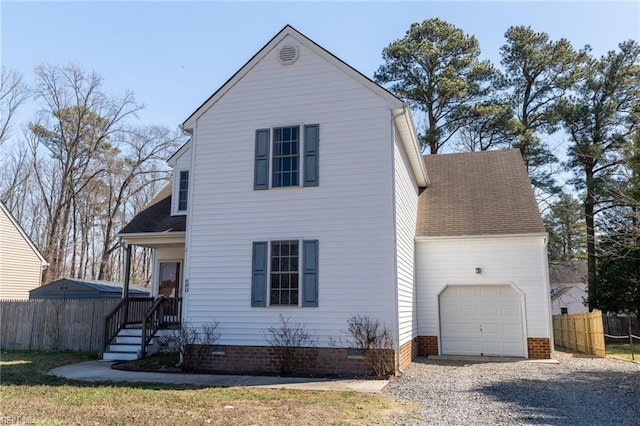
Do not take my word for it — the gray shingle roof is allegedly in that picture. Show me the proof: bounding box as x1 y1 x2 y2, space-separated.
417 149 546 237
119 184 186 234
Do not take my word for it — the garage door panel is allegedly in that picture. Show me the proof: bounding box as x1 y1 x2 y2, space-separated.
439 285 525 357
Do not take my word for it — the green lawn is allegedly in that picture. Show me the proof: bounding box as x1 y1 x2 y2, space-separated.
606 342 639 361
0 351 408 425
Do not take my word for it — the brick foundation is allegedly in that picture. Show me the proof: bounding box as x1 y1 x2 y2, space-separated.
399 338 418 370
194 345 396 376
527 337 552 359
417 336 438 356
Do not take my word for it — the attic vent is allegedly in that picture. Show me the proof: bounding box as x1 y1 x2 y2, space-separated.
278 44 299 65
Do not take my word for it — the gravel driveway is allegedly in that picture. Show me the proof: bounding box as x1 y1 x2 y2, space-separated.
383 352 640 425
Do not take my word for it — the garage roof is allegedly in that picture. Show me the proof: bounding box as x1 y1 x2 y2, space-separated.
417 149 546 237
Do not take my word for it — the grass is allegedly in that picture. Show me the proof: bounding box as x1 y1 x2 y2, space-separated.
606 342 639 361
0 350 410 425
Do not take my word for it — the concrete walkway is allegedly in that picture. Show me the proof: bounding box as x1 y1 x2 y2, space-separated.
49 361 388 393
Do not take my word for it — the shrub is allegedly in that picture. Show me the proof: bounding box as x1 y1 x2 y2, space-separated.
264 314 318 374
344 314 395 377
156 322 221 371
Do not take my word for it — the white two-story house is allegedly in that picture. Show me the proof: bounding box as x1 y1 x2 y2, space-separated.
111 26 553 373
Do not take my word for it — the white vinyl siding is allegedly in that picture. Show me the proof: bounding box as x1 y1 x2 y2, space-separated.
0 209 44 299
416 236 552 342
394 131 419 346
184 35 397 346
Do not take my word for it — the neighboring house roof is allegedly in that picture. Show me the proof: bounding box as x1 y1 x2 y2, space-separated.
118 184 186 234
416 149 546 237
549 259 587 285
0 201 48 266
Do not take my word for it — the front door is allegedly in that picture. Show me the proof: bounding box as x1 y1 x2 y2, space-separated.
159 262 180 298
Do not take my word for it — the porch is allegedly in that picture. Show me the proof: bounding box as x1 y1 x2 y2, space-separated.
102 242 185 361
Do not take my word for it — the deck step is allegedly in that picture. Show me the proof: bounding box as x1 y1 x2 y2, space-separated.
117 328 143 337
103 351 139 361
108 343 141 353
115 335 146 344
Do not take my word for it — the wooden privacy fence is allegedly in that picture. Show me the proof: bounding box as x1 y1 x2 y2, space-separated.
0 299 119 352
603 316 639 342
553 309 606 357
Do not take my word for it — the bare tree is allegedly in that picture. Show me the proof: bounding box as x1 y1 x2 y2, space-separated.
0 67 29 146
96 125 180 280
28 64 142 282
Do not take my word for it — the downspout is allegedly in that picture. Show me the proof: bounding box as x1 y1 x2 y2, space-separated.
541 234 554 358
391 108 405 373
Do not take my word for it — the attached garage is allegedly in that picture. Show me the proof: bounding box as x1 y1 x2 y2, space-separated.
439 285 526 357
414 151 554 360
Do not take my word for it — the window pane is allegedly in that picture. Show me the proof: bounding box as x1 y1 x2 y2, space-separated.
271 290 280 305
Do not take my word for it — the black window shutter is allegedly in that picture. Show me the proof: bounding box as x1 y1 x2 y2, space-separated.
302 240 319 307
254 129 270 190
303 124 319 187
251 241 268 307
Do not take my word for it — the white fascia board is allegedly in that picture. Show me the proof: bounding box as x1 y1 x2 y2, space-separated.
392 106 429 187
117 232 186 247
416 232 549 242
167 139 192 166
183 25 404 131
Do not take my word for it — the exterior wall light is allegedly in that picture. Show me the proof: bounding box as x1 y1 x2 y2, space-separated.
475 267 482 274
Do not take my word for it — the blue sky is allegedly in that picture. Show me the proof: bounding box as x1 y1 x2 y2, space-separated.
2 1 639 137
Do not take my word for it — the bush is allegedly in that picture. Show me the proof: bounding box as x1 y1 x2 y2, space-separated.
156 322 221 371
344 314 395 377
264 314 318 374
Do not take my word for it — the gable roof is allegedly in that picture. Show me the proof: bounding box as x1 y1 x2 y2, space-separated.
0 201 48 266
118 184 186 235
183 25 403 131
181 25 428 186
416 149 546 237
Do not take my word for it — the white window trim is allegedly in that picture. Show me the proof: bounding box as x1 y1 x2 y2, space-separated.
267 124 304 190
174 169 189 215
266 239 303 307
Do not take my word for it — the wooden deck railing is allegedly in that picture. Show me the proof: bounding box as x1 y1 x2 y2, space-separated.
102 297 154 355
141 297 183 357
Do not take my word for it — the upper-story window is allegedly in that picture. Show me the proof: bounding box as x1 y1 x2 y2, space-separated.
254 124 319 190
178 170 189 211
272 127 300 187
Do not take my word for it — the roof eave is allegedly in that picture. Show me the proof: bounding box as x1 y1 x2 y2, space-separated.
167 139 192 165
416 232 549 241
392 105 429 187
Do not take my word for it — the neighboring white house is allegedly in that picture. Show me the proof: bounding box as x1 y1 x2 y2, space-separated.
549 259 588 315
116 25 553 373
0 202 48 299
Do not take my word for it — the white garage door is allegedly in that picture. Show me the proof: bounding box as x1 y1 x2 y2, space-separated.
439 285 525 357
